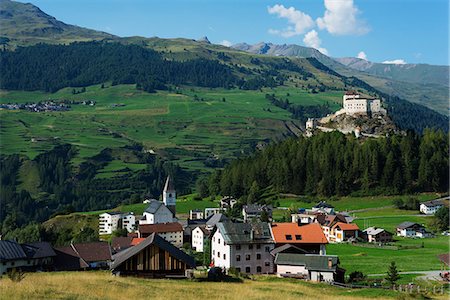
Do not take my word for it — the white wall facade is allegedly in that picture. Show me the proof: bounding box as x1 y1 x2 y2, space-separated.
99 213 121 235
205 208 221 219
140 206 174 225
211 229 231 269
192 227 206 252
158 231 183 248
420 204 443 215
122 214 136 232
309 270 334 282
276 264 307 276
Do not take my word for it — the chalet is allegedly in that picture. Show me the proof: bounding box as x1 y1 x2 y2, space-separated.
191 226 209 252
396 222 432 238
242 204 273 222
330 222 359 242
53 242 111 271
271 223 328 255
111 233 195 277
312 202 335 214
0 241 56 275
211 222 275 274
318 214 349 242
274 253 344 283
189 209 204 220
362 227 393 243
138 222 183 247
420 197 448 215
139 199 175 225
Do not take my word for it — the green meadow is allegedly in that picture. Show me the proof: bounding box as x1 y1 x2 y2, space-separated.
0 85 342 171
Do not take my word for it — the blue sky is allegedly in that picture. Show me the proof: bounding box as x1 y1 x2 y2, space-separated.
22 0 449 65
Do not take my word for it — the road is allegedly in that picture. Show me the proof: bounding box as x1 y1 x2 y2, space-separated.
367 270 444 281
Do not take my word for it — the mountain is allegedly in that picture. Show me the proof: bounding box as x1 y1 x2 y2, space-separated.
233 42 449 115
0 0 115 47
335 57 449 87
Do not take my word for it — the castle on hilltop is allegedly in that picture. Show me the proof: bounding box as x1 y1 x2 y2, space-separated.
337 91 386 116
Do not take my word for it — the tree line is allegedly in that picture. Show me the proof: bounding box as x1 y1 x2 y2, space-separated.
204 129 448 200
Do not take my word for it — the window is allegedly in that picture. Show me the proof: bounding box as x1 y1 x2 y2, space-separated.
256 266 262 273
295 235 302 240
256 254 261 260
265 261 270 267
256 244 261 249
213 250 215 256
249 244 253 250
236 255 241 261
246 267 251 273
245 254 251 261
218 252 220 258
223 254 226 259
285 234 292 240
265 246 270 252
218 238 221 244
236 245 241 250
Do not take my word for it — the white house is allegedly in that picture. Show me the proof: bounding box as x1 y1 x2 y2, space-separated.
99 212 123 235
191 226 209 252
121 213 136 233
211 222 275 274
204 208 222 219
396 222 432 238
420 198 448 215
330 222 359 243
362 227 393 243
190 209 204 220
242 204 273 222
139 199 175 225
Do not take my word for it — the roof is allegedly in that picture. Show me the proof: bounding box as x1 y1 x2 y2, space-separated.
111 233 195 270
421 198 448 207
363 227 386 236
397 221 422 229
101 212 123 216
313 201 334 209
243 204 273 214
438 253 450 266
270 244 308 256
0 240 27 262
215 222 274 245
333 222 359 231
206 213 228 227
144 199 166 214
138 222 183 234
111 237 133 252
26 242 56 259
345 90 359 95
275 253 339 272
193 226 209 235
271 223 328 244
71 242 112 263
131 238 145 246
163 175 175 192
54 246 88 270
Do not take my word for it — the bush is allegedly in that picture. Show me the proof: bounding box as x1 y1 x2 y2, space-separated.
348 271 366 283
7 269 25 282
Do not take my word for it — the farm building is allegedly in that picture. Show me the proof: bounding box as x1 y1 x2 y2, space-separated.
111 233 195 278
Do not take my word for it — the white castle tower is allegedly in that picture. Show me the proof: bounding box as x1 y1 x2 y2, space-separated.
163 176 176 216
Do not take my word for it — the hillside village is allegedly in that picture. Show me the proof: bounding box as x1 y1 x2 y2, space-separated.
1 174 449 290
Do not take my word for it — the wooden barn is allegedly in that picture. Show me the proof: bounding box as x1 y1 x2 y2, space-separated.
110 233 195 278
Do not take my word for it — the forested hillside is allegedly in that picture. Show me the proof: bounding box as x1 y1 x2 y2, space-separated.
206 129 449 199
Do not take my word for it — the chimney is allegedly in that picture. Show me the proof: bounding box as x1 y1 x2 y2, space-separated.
328 258 333 269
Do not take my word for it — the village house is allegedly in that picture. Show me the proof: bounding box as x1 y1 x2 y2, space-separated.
362 227 393 243
53 242 112 271
274 253 344 283
204 208 222 219
420 197 449 215
312 202 335 215
318 214 348 242
242 204 273 222
138 222 184 248
330 222 359 243
271 223 328 255
205 213 228 231
139 200 175 225
99 212 136 235
189 209 204 220
211 222 275 274
111 233 196 278
191 226 209 252
396 222 432 238
291 209 320 224
0 241 56 275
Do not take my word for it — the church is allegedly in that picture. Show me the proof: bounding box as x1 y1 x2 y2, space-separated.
139 176 177 225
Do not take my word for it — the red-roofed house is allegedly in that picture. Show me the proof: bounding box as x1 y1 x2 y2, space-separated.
331 223 359 243
271 223 328 255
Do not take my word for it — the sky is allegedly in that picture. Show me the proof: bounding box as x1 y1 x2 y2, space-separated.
20 0 449 65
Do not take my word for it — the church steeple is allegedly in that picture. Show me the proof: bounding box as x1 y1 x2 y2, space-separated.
163 176 176 216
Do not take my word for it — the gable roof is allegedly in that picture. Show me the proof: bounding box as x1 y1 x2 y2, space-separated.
144 199 167 214
332 222 359 231
206 213 228 227
313 201 335 209
111 237 133 252
421 197 448 207
26 242 56 259
138 222 183 234
275 253 339 272
71 242 112 263
363 227 388 236
271 223 328 244
215 222 274 244
111 233 195 270
54 246 89 269
163 175 175 192
270 244 308 256
397 221 422 229
193 226 209 235
243 204 273 214
0 240 27 262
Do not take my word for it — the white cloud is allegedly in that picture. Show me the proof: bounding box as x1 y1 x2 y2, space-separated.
382 59 407 65
219 40 233 47
303 30 328 55
357 51 367 60
268 4 315 37
317 0 369 35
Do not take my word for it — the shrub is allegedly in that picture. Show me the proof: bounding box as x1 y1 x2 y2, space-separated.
7 269 25 282
348 271 366 283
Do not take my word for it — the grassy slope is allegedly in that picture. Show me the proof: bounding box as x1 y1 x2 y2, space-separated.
0 271 406 300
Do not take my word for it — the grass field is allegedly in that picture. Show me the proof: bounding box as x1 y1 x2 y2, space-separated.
0 85 342 171
0 271 420 300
